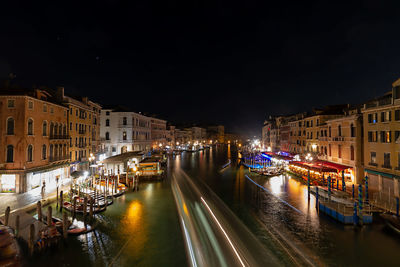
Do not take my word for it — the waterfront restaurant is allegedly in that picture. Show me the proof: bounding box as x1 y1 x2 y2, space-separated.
288 160 354 186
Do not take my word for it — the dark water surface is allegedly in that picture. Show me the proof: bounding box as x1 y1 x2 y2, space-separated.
28 145 400 266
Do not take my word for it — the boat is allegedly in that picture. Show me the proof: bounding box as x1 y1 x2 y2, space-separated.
37 215 94 236
380 213 400 234
0 226 21 266
63 201 106 214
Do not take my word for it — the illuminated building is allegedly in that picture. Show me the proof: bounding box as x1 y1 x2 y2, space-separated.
0 88 69 193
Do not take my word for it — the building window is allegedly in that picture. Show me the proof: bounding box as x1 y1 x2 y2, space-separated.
123 117 127 125
43 104 47 112
50 107 54 114
329 127 331 137
338 125 342 136
328 144 331 157
42 145 47 159
370 152 376 164
380 131 391 143
338 145 342 158
381 111 391 122
398 152 400 169
383 153 391 168
106 111 110 116
106 119 110 127
70 108 73 115
7 99 15 108
396 131 400 143
27 119 33 135
350 146 354 160
324 146 327 155
6 118 14 135
386 131 391 143
112 146 116 152
395 110 400 121
123 131 127 140
350 123 355 137
6 145 13 163
42 121 47 136
106 132 110 140
28 101 33 109
27 144 33 162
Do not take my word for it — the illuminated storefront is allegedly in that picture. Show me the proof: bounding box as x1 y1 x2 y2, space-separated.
0 174 16 193
26 165 70 192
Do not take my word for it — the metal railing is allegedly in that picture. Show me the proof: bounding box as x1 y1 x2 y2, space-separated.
50 134 69 140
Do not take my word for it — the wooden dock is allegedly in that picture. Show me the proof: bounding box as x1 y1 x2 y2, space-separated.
0 210 47 244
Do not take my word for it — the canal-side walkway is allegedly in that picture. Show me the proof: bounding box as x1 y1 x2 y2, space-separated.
0 180 72 216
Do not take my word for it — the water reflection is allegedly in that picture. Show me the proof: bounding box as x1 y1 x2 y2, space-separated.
120 200 147 259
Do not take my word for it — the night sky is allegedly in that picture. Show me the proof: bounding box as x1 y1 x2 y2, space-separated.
2 1 400 136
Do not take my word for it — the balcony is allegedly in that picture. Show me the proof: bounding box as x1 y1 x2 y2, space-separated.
332 136 345 142
49 155 69 162
368 162 378 167
382 164 392 169
50 134 69 140
78 130 86 135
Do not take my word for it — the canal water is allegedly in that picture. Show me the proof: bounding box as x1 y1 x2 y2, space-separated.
28 145 400 266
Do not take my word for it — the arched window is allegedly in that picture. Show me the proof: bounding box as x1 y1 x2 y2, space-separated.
54 123 58 136
324 146 327 155
328 127 331 137
350 123 355 137
27 144 33 162
50 144 54 158
50 122 54 137
106 119 110 127
123 131 127 140
27 118 33 135
54 144 58 158
63 124 66 136
350 145 355 160
59 124 62 136
42 121 47 136
106 132 110 140
59 145 63 158
6 145 13 163
338 125 342 137
6 118 14 135
42 145 47 159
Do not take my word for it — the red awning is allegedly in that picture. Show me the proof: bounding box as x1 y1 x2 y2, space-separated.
314 160 351 171
290 161 337 173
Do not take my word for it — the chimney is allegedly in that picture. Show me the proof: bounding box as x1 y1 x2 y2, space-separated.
56 86 65 101
82 97 88 104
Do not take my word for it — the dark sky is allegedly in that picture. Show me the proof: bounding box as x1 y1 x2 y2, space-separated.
1 1 400 137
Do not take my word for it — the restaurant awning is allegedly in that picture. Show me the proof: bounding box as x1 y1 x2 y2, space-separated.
314 160 351 171
290 161 337 173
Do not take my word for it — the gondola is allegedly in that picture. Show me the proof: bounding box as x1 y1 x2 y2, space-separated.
380 213 400 234
63 201 106 214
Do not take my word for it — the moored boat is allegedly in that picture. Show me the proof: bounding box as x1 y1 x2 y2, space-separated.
380 213 400 234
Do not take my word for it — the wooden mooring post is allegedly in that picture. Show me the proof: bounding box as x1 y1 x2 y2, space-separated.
47 206 52 226
4 206 10 226
59 190 64 211
73 197 77 218
15 215 20 238
83 197 88 218
62 212 68 239
37 201 42 222
29 224 35 255
89 197 94 220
